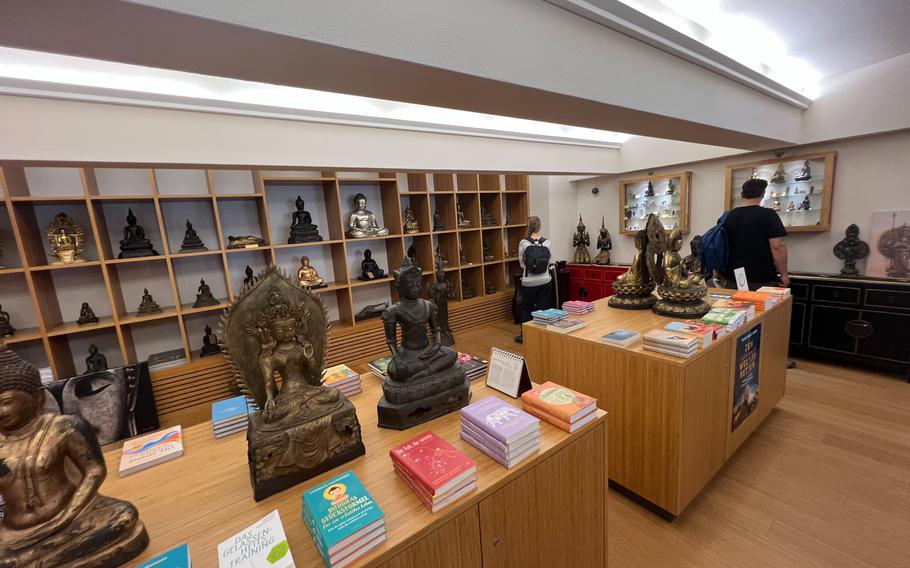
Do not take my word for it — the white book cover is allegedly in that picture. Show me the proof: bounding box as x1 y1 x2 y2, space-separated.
218 510 295 568
118 425 184 477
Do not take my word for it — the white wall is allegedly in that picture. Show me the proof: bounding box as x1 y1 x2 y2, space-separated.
571 130 910 274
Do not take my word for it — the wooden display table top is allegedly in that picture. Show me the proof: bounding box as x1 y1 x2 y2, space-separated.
527 293 792 366
101 371 607 567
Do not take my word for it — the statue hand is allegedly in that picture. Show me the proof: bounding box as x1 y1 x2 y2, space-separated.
263 397 276 420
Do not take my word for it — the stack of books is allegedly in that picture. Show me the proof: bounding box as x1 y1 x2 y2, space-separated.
211 395 250 439
302 471 386 568
702 307 749 330
733 290 776 313
456 352 489 381
391 432 477 512
147 348 187 372
757 286 791 299
712 299 756 321
218 510 294 568
664 321 726 348
323 363 362 397
562 300 595 315
119 425 184 476
601 329 642 347
530 308 568 325
368 356 391 380
545 318 587 334
642 330 699 359
460 396 540 468
520 381 597 433
137 543 191 568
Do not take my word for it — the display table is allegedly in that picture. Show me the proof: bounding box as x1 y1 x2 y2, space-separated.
101 375 608 567
523 295 791 519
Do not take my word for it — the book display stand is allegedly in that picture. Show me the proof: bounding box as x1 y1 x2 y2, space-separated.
486 347 532 398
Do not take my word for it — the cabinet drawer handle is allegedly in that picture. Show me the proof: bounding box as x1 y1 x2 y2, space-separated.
845 319 873 339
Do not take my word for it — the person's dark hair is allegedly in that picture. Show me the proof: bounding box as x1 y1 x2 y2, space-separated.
741 178 768 199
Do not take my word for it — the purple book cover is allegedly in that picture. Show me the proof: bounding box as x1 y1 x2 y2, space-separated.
460 396 539 444
462 420 539 459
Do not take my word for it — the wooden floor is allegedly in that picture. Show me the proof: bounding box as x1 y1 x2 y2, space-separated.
455 320 910 568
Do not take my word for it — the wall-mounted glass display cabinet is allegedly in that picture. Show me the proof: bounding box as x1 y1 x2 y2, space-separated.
618 171 691 235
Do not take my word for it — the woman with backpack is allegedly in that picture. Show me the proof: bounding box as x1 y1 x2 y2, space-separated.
515 216 552 344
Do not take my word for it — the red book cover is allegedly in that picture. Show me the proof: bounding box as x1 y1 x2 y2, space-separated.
390 431 476 495
520 381 597 423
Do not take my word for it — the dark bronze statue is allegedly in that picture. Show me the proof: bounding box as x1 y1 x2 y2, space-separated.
193 278 219 308
427 262 454 346
403 207 420 234
220 267 364 500
795 160 812 181
433 209 443 230
572 215 591 264
461 275 476 299
833 224 870 276
118 209 159 259
0 304 15 338
354 302 388 322
178 219 207 253
483 240 495 262
288 196 323 243
77 302 99 325
84 344 108 374
0 341 149 567
199 325 222 357
377 258 469 429
480 206 496 227
359 249 385 281
227 235 265 249
593 216 612 265
243 265 257 288
136 288 162 315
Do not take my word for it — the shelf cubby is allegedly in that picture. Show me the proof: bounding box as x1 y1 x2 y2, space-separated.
275 244 347 291
480 193 503 227
482 228 504 263
504 192 529 226
479 174 501 192
95 199 165 259
404 234 434 274
51 327 124 379
456 193 480 229
265 179 342 244
107 260 176 321
13 201 100 267
339 181 402 238
460 265 484 300
225 249 271 298
458 230 483 267
505 226 525 260
432 173 456 193
430 193 457 232
160 198 221 254
183 310 226 362
483 262 506 294
216 196 271 248
347 237 401 286
154 169 210 197
434 233 459 270
121 317 186 364
212 170 258 196
401 193 431 235
171 254 230 313
29 264 111 332
22 167 85 199
456 174 479 192
402 173 429 193
91 168 154 198
0 203 23 269
0 272 40 335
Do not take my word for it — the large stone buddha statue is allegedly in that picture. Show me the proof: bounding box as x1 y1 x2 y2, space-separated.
0 341 149 567
347 193 390 238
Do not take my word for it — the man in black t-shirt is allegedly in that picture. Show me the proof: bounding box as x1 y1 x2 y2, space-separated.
716 178 790 290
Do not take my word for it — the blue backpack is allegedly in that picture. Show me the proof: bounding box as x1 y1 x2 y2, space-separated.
699 211 731 274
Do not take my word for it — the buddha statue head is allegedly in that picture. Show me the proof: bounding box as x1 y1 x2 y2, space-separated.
256 289 307 344
394 257 422 301
0 340 44 433
353 193 368 211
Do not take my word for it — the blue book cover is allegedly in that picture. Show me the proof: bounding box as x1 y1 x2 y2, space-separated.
602 329 640 342
135 543 190 568
212 395 248 423
302 470 385 555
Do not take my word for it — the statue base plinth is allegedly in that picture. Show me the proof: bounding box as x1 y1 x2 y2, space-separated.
377 366 470 430
179 245 208 253
288 234 323 244
247 399 365 502
652 284 711 318
118 248 159 259
608 281 656 310
192 295 220 308
302 283 328 289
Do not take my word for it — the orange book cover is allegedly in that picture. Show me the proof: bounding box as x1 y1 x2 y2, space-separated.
732 291 774 311
520 381 596 423
521 403 597 433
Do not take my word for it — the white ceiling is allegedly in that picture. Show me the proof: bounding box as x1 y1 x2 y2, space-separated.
719 0 910 79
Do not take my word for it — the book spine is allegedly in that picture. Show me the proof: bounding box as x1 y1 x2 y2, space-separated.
521 403 573 432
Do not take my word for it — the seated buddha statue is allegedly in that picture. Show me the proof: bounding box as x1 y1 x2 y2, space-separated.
118 208 159 259
0 341 149 567
179 219 207 253
359 249 385 281
377 258 469 429
297 256 326 288
347 193 390 238
288 196 323 243
403 207 420 234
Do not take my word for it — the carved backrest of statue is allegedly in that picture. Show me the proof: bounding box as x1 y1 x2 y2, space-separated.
220 266 332 425
644 214 668 284
660 230 684 286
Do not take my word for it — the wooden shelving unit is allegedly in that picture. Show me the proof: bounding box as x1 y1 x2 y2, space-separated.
0 164 529 379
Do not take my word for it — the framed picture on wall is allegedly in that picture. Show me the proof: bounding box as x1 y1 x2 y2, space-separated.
866 210 910 279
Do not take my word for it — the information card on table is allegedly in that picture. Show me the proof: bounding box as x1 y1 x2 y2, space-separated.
486 348 532 398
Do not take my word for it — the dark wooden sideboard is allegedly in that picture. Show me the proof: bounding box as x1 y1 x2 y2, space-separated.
789 273 910 380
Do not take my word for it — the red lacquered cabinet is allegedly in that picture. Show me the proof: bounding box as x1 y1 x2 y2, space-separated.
566 264 628 301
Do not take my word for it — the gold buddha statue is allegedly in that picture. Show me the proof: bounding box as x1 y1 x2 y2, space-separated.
652 229 710 317
46 213 86 264
297 256 326 288
0 341 149 567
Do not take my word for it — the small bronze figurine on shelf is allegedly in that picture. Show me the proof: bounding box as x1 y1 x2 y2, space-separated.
833 224 870 277
461 276 476 299
359 249 386 280
355 302 389 322
377 257 470 429
137 288 162 315
480 206 496 227
434 246 449 268
651 227 711 318
288 196 323 243
0 304 14 337
572 215 591 264
482 240 495 262
199 324 222 357
593 217 612 265
609 215 659 310
427 261 454 346
666 179 676 195
84 343 108 374
193 278 220 308
220 266 365 500
227 235 265 249
47 212 87 264
795 160 812 181
456 202 471 228
644 181 655 197
787 201 796 212
459 246 470 266
770 163 787 184
0 341 149 566
298 256 327 288
750 167 760 180
243 265 257 287
118 208 159 259
347 193 390 238
485 280 496 294
179 219 207 253
77 302 99 325
407 243 421 269
799 195 811 211
771 197 782 211
433 209 444 230
403 207 420 234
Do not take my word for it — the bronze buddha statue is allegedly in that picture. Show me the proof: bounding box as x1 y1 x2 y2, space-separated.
0 341 149 567
593 216 612 265
118 209 159 259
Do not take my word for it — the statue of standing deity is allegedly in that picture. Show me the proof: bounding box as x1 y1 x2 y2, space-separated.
593 217 612 265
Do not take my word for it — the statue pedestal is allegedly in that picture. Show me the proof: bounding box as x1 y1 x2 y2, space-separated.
607 281 656 310
652 284 711 318
377 365 471 430
247 399 365 502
